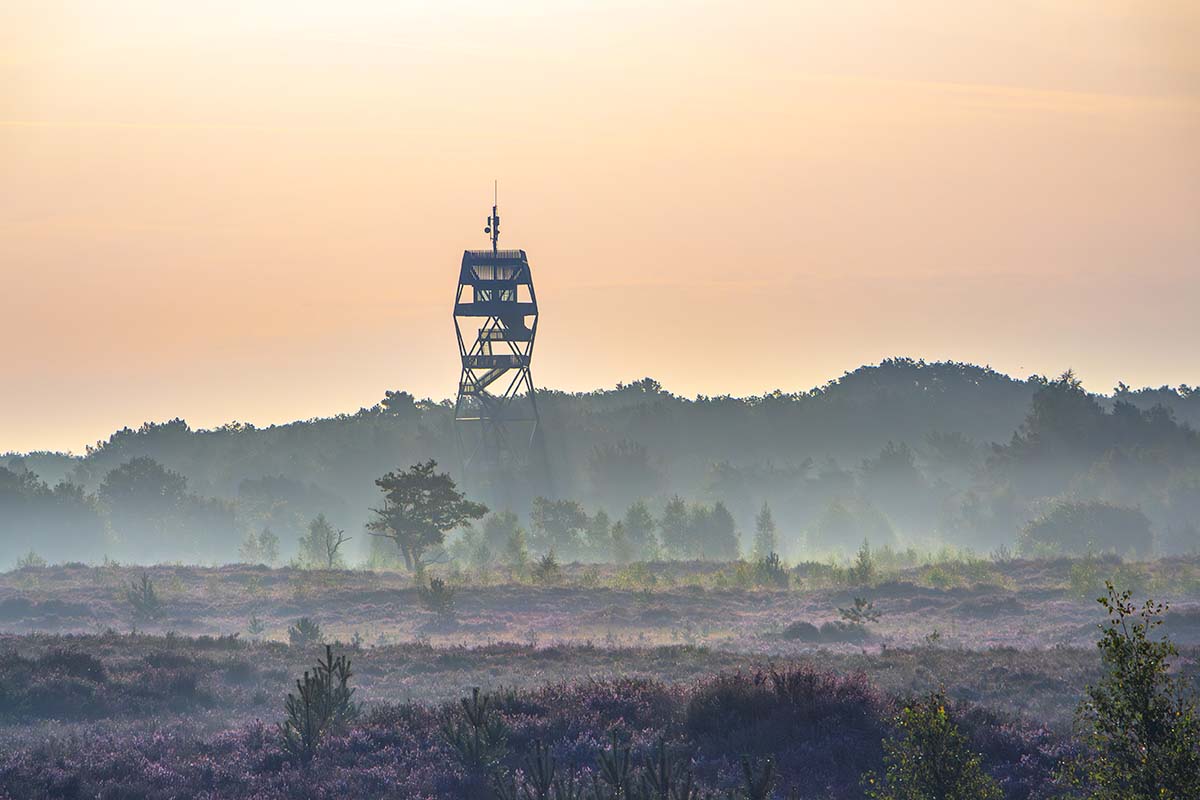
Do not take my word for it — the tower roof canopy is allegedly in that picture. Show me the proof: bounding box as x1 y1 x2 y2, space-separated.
460 249 532 285
462 249 527 265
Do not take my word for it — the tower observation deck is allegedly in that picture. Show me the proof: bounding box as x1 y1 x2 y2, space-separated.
453 195 541 474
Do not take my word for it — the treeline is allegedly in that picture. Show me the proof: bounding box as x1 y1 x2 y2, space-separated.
448 497 752 570
3 358 1199 566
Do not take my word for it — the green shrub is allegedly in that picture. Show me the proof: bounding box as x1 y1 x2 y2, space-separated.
530 551 561 585
126 572 165 622
287 617 323 647
418 576 456 618
922 564 959 590
491 733 758 800
848 540 877 585
1019 500 1152 558
615 562 658 590
1068 555 1151 603
1063 582 1200 799
839 597 881 624
864 689 1002 800
16 551 46 570
279 645 359 762
753 552 790 589
443 687 508 770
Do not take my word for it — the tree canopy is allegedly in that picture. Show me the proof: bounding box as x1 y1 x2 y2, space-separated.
367 460 487 570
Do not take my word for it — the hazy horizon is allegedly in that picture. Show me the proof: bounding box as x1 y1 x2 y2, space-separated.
4 1 1199 454
2 356 1196 456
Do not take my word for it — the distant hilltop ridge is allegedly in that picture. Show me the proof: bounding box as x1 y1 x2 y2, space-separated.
10 358 1196 460
4 357 1200 567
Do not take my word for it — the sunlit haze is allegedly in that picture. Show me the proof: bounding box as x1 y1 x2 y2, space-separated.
4 1 1199 453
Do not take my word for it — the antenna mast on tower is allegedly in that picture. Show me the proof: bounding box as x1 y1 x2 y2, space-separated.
485 180 500 258
453 185 542 488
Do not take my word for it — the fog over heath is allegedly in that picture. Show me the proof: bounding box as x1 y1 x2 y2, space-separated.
3 1 1199 453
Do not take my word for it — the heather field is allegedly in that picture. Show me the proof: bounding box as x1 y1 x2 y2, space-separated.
4 556 1200 650
1 558 1199 798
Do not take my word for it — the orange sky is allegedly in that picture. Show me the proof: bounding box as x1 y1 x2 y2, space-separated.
3 1 1199 454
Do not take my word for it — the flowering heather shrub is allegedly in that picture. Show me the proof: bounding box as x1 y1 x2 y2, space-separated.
685 672 779 735
953 705 1074 800
492 733 779 799
0 646 211 721
36 648 106 682
0 660 1069 800
684 665 893 793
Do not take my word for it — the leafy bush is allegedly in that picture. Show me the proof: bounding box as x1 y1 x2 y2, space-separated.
1068 554 1150 601
864 689 1002 800
1063 582 1200 799
279 645 359 762
1019 500 1153 558
922 563 959 590
287 617 323 648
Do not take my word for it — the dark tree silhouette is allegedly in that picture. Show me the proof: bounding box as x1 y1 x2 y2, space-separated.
659 495 690 558
529 497 588 557
368 460 486 570
1019 500 1152 558
621 500 658 560
380 390 418 418
752 501 778 559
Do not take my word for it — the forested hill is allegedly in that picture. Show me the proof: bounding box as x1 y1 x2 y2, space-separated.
11 359 1041 498
4 358 1199 565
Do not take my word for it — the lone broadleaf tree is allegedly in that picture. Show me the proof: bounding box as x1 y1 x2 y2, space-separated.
367 460 487 570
